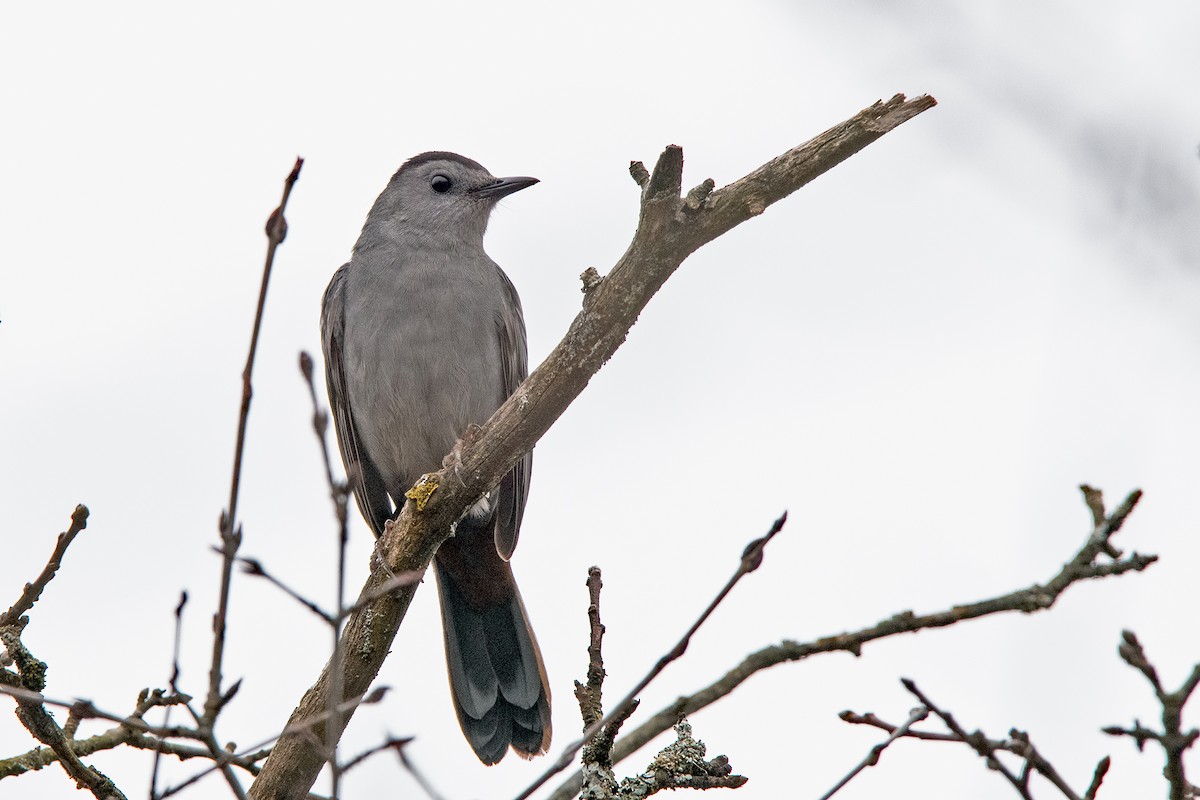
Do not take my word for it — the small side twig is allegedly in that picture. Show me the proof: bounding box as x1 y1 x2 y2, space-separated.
393 739 448 800
882 679 1096 800
0 505 89 627
338 736 448 800
901 679 1035 799
204 156 303 730
298 348 354 797
151 591 190 798
820 705 928 799
1103 631 1200 800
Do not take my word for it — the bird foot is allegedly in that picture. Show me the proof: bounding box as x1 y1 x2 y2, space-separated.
443 424 485 484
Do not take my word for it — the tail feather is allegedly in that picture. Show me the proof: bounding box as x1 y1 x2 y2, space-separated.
435 560 551 764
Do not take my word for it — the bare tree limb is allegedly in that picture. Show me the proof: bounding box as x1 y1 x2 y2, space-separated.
247 94 936 800
543 486 1153 800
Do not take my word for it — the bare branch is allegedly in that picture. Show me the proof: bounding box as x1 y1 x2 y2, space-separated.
620 718 746 798
1085 756 1110 800
843 682 1106 800
820 705 929 799
901 679 1035 799
518 514 785 800
151 592 191 798
0 633 128 799
206 157 304 729
248 96 935 799
544 487 1152 800
0 505 89 627
237 557 336 625
1105 631 1200 800
393 740 449 800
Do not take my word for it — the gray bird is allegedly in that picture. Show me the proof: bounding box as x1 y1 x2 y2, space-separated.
320 151 550 764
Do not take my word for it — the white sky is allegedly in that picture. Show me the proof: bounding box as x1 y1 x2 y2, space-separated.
3 2 1199 799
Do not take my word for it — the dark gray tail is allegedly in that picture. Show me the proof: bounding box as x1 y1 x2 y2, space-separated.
434 560 552 764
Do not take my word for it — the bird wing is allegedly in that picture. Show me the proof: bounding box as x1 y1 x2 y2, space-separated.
321 263 394 536
493 268 532 561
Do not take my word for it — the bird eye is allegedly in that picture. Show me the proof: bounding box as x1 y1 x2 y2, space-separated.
430 174 453 193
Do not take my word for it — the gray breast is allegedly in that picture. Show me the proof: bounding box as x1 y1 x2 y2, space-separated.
341 248 508 497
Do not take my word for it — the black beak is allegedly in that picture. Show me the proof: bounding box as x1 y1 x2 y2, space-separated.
470 175 539 199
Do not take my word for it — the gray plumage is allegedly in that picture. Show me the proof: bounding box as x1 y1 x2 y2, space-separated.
321 151 550 764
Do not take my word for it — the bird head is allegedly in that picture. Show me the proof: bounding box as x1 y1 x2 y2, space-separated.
360 151 538 253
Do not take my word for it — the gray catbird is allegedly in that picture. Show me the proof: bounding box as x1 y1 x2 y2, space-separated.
320 151 550 764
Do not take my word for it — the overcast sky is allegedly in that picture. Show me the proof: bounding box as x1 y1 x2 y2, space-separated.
3 2 1199 799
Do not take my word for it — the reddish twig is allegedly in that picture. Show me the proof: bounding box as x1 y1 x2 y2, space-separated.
204 156 303 728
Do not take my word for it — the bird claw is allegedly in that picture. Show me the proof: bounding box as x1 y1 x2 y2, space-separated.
443 424 484 487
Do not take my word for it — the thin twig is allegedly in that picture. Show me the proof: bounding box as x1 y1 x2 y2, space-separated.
1104 630 1200 800
1085 756 1110 800
901 679 1034 800
394 741 449 800
515 513 786 800
0 505 89 627
237 555 422 626
237 558 335 625
151 591 190 798
820 705 928 799
847 695 1091 800
297 350 356 798
205 156 303 728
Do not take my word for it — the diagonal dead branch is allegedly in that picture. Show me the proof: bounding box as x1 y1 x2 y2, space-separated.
248 95 936 800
